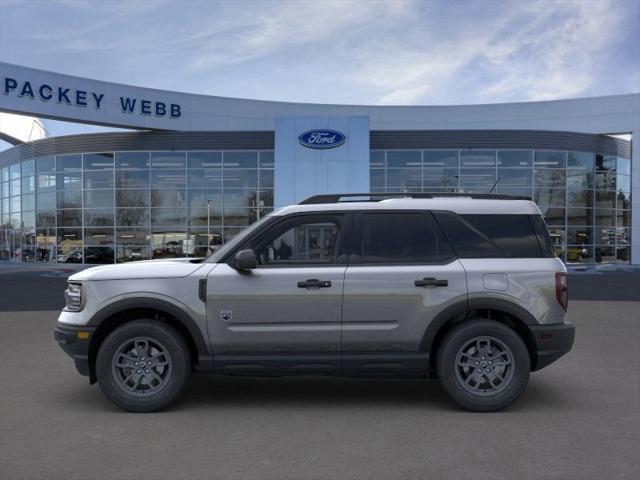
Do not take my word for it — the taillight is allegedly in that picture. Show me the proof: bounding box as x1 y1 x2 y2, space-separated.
555 272 568 311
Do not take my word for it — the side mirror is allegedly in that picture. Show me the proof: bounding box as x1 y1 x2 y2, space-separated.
234 249 258 270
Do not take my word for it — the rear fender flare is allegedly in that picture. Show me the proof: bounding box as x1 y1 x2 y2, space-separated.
420 297 538 353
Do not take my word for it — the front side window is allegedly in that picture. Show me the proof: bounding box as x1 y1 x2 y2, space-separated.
251 216 341 266
207 214 275 263
355 212 454 264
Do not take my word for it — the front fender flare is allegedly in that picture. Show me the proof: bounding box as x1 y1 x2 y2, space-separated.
87 297 213 372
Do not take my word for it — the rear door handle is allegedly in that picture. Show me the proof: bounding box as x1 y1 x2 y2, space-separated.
297 279 332 288
415 277 448 287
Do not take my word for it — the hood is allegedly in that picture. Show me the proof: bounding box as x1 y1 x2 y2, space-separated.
69 258 207 281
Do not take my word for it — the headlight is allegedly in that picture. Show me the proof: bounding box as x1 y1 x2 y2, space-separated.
64 283 83 311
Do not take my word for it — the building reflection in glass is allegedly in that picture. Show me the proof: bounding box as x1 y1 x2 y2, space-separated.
370 150 631 264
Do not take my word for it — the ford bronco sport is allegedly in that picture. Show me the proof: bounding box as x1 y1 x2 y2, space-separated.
55 193 575 412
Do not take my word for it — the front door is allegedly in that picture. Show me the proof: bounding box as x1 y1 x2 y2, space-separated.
341 211 467 374
207 213 348 374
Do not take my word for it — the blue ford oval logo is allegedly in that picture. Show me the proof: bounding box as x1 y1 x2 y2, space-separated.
298 129 346 149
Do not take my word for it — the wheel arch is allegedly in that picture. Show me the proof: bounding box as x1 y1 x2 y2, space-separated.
422 298 539 374
86 298 212 383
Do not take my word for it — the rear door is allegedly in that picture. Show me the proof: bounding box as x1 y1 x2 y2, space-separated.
341 211 467 374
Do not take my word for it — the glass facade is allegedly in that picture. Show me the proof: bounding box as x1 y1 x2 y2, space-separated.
0 147 632 265
370 149 632 264
0 150 274 263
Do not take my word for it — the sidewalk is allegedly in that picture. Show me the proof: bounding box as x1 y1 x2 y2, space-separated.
0 261 90 276
566 263 640 274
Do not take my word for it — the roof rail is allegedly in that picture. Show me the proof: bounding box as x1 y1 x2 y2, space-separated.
298 192 531 205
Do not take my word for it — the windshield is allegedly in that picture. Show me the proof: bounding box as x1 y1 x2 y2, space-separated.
206 213 277 263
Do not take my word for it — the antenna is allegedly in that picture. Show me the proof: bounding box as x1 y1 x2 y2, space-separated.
489 177 501 193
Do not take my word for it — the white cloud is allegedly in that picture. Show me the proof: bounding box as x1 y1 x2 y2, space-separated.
473 0 625 102
379 84 431 104
0 0 637 105
349 0 631 104
187 0 413 71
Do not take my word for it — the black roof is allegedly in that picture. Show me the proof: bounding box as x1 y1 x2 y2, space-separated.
298 192 531 204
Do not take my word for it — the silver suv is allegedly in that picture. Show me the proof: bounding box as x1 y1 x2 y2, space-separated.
55 193 574 412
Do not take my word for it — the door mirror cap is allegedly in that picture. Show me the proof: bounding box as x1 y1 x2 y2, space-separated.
234 249 258 270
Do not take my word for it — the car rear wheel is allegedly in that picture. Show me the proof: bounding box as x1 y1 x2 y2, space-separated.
96 320 191 412
436 319 530 412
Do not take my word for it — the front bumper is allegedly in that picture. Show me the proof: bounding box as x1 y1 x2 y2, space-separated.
530 322 575 371
54 323 96 377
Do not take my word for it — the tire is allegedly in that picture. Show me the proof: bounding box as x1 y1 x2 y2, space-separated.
436 319 530 412
96 320 191 412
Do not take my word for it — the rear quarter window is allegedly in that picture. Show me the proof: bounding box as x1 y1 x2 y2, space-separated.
434 212 546 258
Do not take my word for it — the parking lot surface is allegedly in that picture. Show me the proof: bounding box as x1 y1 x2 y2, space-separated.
0 270 639 480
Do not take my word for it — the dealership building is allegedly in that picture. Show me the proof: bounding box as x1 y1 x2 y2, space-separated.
0 62 638 265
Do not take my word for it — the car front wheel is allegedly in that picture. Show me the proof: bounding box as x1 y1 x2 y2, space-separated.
96 320 191 412
436 319 530 412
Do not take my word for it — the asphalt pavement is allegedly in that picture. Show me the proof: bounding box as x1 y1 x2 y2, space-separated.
0 267 639 479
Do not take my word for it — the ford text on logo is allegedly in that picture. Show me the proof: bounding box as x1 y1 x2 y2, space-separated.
298 129 346 149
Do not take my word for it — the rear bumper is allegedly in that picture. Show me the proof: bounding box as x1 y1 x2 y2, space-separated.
530 322 575 371
54 323 95 377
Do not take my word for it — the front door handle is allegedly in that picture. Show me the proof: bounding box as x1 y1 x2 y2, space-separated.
415 277 448 287
297 279 332 288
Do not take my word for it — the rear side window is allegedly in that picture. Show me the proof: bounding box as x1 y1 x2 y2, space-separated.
434 212 545 258
433 212 503 258
529 215 555 257
355 212 455 264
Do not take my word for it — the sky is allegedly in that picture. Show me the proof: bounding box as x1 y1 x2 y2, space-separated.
0 0 639 142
